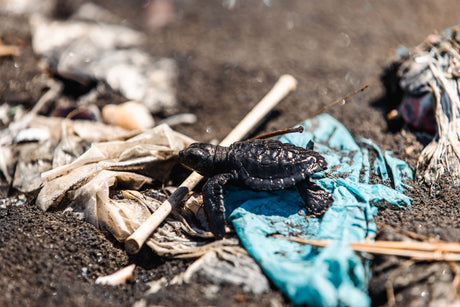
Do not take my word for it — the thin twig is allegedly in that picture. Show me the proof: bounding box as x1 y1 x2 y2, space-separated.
386 259 415 307
125 75 298 254
448 261 460 299
248 84 368 141
247 126 304 141
305 84 369 120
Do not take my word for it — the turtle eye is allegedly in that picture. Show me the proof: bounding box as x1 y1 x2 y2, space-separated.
179 143 216 176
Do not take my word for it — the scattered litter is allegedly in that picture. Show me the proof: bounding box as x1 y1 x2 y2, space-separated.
102 101 155 130
145 222 237 259
95 264 136 286
145 248 270 295
30 14 178 114
13 140 55 193
1 114 136 193
396 25 460 186
29 14 144 58
66 171 154 240
224 114 412 307
37 123 193 210
28 75 296 295
36 123 260 287
124 74 298 255
34 123 238 257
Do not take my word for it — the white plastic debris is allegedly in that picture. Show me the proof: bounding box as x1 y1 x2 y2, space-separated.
37 124 194 210
95 264 136 286
71 172 154 241
0 146 13 183
36 124 200 245
14 127 50 144
30 14 178 114
13 142 55 192
2 114 135 193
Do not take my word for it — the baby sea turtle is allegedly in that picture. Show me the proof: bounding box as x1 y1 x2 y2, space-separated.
179 138 333 238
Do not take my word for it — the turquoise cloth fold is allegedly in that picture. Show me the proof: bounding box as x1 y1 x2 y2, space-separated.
224 114 412 306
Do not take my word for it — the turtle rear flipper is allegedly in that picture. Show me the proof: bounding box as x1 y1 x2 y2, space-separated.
296 179 333 216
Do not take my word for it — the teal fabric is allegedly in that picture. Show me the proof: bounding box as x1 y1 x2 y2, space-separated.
224 114 412 306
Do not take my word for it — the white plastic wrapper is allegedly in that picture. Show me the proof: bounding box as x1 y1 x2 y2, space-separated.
37 123 194 210
1 115 136 193
71 172 154 241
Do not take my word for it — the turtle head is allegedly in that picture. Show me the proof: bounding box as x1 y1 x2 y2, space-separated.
307 151 328 175
179 143 217 176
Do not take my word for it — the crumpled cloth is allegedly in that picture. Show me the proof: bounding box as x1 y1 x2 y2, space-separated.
397 24 460 185
224 113 412 307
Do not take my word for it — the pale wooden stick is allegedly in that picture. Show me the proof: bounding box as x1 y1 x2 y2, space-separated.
125 75 298 254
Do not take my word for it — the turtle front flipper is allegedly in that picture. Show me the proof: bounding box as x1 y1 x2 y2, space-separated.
296 179 333 216
203 172 236 239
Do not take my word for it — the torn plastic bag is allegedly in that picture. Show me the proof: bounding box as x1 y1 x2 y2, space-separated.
37 124 194 210
224 114 412 307
0 114 136 193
